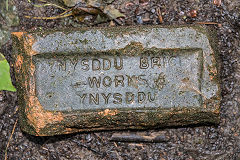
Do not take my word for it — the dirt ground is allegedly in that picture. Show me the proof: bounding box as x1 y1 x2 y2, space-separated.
1 0 240 159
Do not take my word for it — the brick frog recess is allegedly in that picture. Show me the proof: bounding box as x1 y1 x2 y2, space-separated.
12 26 221 136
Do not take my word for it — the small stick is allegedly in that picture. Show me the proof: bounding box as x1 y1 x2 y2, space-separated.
113 18 123 26
38 0 47 2
6 0 9 11
195 22 222 27
28 0 67 10
5 118 18 160
94 133 104 142
156 7 163 24
72 139 102 155
110 133 168 143
37 3 67 10
60 8 73 16
195 22 219 25
113 142 123 160
25 12 73 20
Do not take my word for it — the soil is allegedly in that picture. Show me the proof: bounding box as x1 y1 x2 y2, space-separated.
1 0 240 159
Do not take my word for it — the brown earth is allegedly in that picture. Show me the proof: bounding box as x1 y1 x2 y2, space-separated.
1 0 240 159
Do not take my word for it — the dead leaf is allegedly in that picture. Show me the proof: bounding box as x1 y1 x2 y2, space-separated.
87 0 103 8
62 0 84 7
213 0 221 7
95 14 109 23
103 0 115 4
103 5 125 20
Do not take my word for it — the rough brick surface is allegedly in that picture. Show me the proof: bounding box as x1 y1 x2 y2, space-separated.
12 26 220 136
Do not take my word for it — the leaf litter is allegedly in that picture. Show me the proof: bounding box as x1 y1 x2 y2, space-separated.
25 0 125 25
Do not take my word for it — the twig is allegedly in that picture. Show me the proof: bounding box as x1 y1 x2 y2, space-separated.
60 8 73 16
5 118 18 160
28 0 67 10
25 12 73 20
14 106 19 114
94 133 104 143
6 0 8 11
113 18 123 25
195 22 222 27
34 3 67 10
195 22 219 25
110 133 168 143
156 7 163 24
25 0 72 20
72 139 103 156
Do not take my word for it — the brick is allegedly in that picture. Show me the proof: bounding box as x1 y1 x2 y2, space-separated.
12 26 221 136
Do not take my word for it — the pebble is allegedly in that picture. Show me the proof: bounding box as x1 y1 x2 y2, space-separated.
136 16 143 24
151 8 155 13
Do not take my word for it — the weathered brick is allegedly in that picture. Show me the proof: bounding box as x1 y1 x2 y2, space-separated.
12 26 221 136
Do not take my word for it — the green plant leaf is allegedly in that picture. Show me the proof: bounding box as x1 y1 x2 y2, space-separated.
0 53 16 92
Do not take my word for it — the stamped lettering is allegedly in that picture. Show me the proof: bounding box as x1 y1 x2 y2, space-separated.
35 49 203 111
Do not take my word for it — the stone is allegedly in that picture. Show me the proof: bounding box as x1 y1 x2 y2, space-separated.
0 0 19 27
0 0 19 46
12 26 221 136
0 29 10 47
